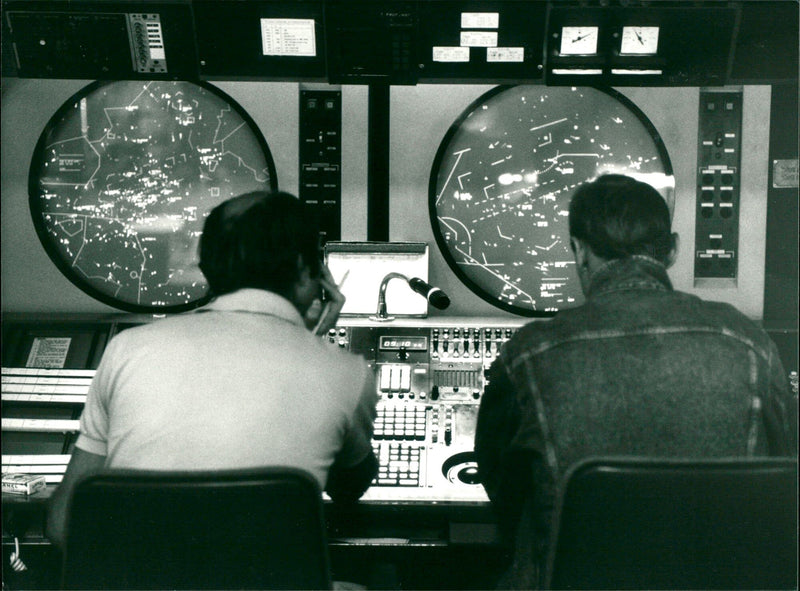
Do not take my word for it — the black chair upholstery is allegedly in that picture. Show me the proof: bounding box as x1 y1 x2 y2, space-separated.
545 457 798 590
61 467 332 590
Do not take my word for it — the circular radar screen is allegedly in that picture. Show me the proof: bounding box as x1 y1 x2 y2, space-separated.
29 80 277 313
430 86 674 316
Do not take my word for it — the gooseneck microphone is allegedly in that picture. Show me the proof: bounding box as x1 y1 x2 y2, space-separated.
408 277 451 310
372 273 452 321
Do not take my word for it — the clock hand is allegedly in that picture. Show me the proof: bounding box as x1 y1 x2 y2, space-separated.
635 30 644 43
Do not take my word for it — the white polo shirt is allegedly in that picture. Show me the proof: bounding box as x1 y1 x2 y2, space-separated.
76 289 377 489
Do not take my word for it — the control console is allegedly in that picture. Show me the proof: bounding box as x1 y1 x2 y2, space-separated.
1 319 526 507
325 319 524 503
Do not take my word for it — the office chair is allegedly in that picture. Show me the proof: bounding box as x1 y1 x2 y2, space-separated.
61 467 332 590
545 457 798 590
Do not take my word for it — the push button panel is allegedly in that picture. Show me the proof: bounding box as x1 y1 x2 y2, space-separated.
694 89 743 283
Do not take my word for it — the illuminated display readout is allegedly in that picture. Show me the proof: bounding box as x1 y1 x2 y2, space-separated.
379 336 429 351
29 80 276 312
429 85 673 316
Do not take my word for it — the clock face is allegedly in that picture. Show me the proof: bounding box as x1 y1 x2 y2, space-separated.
620 26 660 55
560 26 599 55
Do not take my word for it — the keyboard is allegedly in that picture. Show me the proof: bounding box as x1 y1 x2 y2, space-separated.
373 442 422 486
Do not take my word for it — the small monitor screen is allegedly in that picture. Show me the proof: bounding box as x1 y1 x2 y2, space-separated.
325 242 429 317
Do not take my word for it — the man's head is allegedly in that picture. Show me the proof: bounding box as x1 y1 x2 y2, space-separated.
568 174 677 292
198 191 322 311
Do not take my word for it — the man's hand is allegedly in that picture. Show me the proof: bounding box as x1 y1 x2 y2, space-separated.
306 265 347 336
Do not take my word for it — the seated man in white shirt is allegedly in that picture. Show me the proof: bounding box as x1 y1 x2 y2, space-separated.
47 190 378 547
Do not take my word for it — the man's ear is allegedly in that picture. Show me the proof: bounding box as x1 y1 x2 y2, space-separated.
665 232 679 269
571 237 589 269
295 254 311 284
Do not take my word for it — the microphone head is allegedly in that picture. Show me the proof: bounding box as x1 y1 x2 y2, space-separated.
408 277 451 309
429 289 451 310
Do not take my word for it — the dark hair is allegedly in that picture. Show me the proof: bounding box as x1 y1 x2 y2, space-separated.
198 191 321 297
568 174 674 265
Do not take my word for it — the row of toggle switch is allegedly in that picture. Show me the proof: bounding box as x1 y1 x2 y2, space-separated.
430 406 453 445
324 326 518 359
431 327 516 359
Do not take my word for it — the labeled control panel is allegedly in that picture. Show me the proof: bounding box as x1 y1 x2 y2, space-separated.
694 89 743 284
299 89 342 244
325 321 522 502
126 13 167 73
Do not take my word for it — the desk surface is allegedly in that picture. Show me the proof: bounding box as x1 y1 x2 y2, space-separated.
3 485 499 547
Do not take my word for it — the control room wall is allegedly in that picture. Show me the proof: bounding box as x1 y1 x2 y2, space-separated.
0 79 368 314
390 84 770 320
1 79 770 319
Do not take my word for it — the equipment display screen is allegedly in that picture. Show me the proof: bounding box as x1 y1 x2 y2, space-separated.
28 80 277 313
429 85 674 316
379 336 428 351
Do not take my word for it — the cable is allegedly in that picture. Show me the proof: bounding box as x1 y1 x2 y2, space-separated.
9 537 28 572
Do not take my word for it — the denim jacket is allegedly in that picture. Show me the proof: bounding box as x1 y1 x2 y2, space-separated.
475 256 797 588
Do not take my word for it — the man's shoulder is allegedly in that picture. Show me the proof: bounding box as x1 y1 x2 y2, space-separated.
306 336 370 375
500 317 561 362
299 338 374 407
504 289 773 356
107 314 200 345
688 296 776 349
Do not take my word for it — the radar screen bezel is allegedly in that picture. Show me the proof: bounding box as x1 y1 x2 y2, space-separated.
28 80 278 314
428 84 673 317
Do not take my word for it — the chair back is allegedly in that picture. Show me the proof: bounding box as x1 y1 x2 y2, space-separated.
62 466 332 590
545 457 798 590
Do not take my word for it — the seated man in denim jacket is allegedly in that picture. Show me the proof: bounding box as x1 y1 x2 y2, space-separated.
474 174 797 588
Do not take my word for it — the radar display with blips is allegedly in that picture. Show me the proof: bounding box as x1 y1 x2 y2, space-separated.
30 81 277 312
430 86 673 315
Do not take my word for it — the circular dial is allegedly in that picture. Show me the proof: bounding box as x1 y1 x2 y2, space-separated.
560 26 599 55
429 85 673 316
29 80 277 313
620 26 660 55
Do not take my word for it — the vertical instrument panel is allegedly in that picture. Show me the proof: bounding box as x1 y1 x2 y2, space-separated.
126 13 167 74
299 89 342 244
325 320 523 502
694 89 744 284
